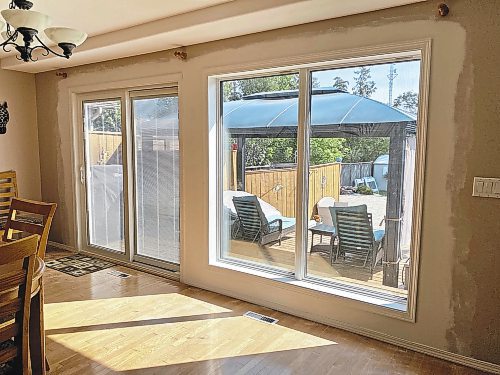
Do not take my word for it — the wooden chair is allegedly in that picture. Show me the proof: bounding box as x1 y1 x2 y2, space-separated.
0 171 18 236
0 235 39 375
2 198 57 260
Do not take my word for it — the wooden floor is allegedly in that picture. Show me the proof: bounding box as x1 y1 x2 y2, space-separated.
43 249 485 375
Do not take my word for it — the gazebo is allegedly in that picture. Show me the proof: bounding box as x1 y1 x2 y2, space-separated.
223 88 417 288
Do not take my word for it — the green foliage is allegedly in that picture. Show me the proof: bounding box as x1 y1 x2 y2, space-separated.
342 138 389 163
90 106 121 132
310 138 345 165
332 76 349 91
223 75 320 101
356 185 374 195
245 138 296 166
352 66 376 98
393 91 418 115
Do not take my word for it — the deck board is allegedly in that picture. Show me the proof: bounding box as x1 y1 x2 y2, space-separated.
228 231 408 297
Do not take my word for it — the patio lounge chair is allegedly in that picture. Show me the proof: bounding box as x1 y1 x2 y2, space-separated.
329 204 367 231
232 195 295 246
333 209 384 273
317 196 348 226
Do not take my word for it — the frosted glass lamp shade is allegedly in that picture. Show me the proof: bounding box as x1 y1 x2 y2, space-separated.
1 31 8 41
0 19 5 31
44 27 87 46
1 9 51 31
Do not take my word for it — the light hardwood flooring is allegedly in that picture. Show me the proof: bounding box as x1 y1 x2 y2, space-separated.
44 249 486 375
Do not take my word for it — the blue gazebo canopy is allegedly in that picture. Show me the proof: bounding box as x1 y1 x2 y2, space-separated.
223 88 416 138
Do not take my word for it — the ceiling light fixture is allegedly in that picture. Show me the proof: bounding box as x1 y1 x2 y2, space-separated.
0 0 87 62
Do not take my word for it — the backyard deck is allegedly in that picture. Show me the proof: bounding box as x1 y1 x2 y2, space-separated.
228 230 408 297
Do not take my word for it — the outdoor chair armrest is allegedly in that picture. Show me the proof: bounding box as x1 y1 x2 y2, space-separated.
267 218 283 232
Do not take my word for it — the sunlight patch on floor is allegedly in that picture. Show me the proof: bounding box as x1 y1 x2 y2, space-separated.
47 315 336 371
44 293 231 330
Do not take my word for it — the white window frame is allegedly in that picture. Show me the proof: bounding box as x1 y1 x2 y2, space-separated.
208 40 431 321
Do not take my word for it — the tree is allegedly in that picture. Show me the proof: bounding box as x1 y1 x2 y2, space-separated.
393 91 418 115
352 67 376 98
245 138 296 166
90 106 121 132
223 75 320 102
310 138 345 165
342 137 389 163
223 81 241 102
332 77 349 91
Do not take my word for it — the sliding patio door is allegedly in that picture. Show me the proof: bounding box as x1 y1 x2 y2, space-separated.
79 87 180 271
131 89 180 266
82 98 126 254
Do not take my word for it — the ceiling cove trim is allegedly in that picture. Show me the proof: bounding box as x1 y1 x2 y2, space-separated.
0 0 426 73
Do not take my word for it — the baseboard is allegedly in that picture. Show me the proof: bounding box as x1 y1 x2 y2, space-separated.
186 280 500 374
48 241 77 253
47 241 180 282
46 240 499 374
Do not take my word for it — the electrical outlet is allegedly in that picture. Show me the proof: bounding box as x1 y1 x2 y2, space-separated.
472 177 500 198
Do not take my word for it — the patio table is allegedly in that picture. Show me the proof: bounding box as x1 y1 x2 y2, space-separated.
309 223 336 262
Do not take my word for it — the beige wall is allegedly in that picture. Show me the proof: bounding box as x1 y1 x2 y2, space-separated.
0 69 41 200
34 0 500 366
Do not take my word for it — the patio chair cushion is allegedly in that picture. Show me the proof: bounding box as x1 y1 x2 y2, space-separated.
267 215 295 231
373 229 385 242
224 190 281 220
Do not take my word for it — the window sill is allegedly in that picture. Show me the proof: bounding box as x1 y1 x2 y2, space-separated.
211 258 410 319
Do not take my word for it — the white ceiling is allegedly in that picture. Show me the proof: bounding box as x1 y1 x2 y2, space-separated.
0 0 425 73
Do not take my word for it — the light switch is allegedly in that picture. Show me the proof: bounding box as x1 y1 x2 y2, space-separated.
473 177 500 198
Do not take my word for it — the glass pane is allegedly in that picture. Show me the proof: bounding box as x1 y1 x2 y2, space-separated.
83 100 125 252
307 60 420 304
220 74 300 272
133 95 179 264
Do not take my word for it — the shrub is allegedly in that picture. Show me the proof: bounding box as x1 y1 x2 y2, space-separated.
356 185 374 195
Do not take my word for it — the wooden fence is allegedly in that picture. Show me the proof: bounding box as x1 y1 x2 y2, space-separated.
245 163 341 218
87 132 122 166
340 162 373 186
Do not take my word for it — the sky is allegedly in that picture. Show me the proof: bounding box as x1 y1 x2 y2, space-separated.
313 60 421 105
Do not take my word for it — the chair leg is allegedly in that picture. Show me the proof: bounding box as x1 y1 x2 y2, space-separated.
29 280 46 375
363 251 370 268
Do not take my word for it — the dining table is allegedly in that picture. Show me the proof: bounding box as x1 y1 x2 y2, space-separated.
0 256 47 375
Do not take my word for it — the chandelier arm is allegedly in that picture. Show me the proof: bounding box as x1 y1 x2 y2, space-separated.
0 31 18 50
0 31 20 51
32 34 69 59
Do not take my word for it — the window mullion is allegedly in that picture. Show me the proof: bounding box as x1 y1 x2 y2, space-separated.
295 69 311 280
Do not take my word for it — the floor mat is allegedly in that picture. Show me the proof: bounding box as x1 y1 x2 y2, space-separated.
45 254 115 277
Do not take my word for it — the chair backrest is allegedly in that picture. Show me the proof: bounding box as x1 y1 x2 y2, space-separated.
0 235 39 374
335 210 374 256
232 195 269 240
0 170 18 229
2 198 57 260
317 197 336 226
329 204 367 230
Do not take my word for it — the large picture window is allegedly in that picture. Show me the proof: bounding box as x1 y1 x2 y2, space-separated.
212 48 428 314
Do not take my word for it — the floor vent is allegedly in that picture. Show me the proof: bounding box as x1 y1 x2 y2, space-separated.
107 270 131 278
243 311 278 324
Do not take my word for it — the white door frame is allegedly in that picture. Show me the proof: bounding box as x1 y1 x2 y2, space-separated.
74 85 180 272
